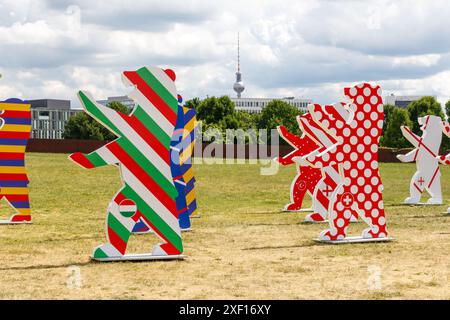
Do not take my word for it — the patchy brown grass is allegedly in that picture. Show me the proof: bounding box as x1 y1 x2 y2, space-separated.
0 153 448 299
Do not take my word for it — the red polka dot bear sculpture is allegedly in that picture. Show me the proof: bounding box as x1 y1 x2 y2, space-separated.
437 121 450 214
438 121 450 165
275 113 323 213
300 83 389 242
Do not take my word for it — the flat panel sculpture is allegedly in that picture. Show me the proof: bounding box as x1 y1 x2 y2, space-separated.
0 98 32 225
298 83 390 243
169 95 190 230
275 121 322 213
397 115 443 205
295 112 357 223
437 120 450 213
169 96 199 228
69 66 184 261
132 94 198 233
180 104 199 219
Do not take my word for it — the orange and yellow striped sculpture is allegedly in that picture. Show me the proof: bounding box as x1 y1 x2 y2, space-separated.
0 98 32 224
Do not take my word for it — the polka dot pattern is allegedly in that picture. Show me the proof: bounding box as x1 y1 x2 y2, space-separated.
304 84 388 241
439 121 450 165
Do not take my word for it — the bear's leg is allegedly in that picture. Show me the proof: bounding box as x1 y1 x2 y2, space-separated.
405 171 423 204
6 192 31 222
350 184 388 239
306 178 327 222
92 191 138 259
306 166 339 222
319 185 354 241
425 168 442 204
135 209 183 256
185 179 198 217
285 172 308 211
175 182 190 230
305 172 327 222
361 200 388 239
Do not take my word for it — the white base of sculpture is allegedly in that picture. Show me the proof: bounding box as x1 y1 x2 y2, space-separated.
92 253 185 262
315 236 394 244
0 219 32 225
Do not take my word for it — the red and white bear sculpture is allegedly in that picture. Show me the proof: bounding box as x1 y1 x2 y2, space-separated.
397 115 444 205
294 109 356 223
275 114 323 213
298 83 389 242
437 120 450 213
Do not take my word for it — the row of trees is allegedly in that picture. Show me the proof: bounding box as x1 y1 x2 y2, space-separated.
184 96 302 138
63 95 450 149
381 97 450 149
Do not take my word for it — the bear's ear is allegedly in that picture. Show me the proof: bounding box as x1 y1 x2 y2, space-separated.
164 69 176 81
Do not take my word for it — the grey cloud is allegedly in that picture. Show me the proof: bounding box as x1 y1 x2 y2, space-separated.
295 0 450 56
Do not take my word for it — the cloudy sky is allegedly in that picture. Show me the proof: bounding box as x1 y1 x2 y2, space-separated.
1 0 450 108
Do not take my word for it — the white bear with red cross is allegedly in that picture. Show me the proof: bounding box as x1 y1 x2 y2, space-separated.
397 115 444 205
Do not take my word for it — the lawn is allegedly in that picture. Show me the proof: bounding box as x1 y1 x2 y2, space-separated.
0 153 449 299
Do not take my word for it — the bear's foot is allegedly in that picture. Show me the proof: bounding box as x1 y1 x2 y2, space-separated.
403 197 420 204
0 214 32 225
284 203 303 211
318 229 345 241
426 197 442 205
92 243 123 260
362 227 388 239
10 214 32 222
305 212 325 222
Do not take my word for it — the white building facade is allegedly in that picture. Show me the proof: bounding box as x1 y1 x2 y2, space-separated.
231 97 312 114
383 94 436 108
29 99 82 139
97 96 135 110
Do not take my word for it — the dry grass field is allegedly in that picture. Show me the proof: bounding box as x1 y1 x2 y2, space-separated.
0 153 449 299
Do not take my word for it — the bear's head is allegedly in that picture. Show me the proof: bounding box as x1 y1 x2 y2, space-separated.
343 83 382 116
418 115 443 132
300 105 339 150
122 66 178 116
418 115 444 149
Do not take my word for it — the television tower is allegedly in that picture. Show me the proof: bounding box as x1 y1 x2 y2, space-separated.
233 33 245 98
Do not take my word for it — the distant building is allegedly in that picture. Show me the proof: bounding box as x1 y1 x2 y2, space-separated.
383 94 436 108
97 96 135 110
29 99 82 139
231 97 312 114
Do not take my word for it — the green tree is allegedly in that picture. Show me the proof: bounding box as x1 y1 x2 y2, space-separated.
442 101 450 151
258 100 302 143
196 96 235 125
407 96 444 134
184 97 201 111
63 101 130 140
380 106 412 148
445 100 450 119
233 111 258 130
382 104 395 134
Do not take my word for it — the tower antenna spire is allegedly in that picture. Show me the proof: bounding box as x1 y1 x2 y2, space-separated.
237 32 240 73
233 32 245 98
